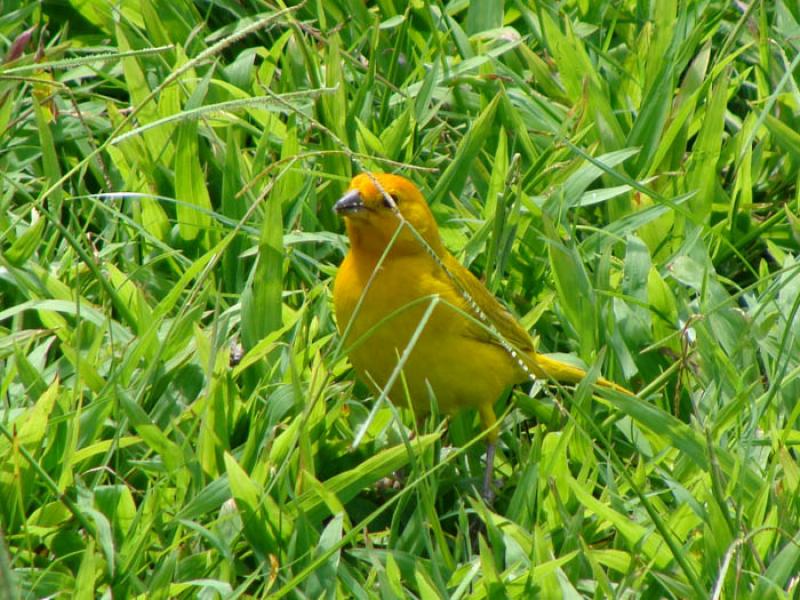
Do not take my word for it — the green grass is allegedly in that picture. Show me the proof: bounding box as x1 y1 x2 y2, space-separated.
2 0 800 597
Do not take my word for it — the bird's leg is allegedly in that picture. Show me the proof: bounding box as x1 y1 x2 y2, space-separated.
478 404 499 503
482 441 496 503
469 442 495 550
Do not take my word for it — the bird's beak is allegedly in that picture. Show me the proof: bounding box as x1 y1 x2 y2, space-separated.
334 189 366 215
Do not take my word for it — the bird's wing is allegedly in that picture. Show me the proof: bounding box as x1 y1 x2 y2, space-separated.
442 253 535 353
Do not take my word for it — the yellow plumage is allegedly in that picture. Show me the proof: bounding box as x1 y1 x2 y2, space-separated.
333 173 631 451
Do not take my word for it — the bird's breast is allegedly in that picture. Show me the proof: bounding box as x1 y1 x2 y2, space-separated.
334 252 453 341
333 252 519 416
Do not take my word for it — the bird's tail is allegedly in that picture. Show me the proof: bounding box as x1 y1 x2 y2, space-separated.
525 352 634 396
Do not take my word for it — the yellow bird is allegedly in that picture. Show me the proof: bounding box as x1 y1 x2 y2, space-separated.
333 173 631 496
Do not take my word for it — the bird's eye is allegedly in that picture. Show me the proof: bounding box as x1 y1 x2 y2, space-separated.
382 194 398 208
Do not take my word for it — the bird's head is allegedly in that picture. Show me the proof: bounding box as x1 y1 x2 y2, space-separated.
335 173 444 257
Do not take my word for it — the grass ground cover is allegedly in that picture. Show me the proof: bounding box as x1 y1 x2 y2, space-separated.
1 0 800 597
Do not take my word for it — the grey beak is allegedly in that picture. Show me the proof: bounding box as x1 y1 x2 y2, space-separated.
334 189 365 214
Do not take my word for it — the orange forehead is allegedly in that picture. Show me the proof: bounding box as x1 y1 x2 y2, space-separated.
349 173 420 203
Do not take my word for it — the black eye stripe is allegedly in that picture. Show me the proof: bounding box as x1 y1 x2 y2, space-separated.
383 194 398 208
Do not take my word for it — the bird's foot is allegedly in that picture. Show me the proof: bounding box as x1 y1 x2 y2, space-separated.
375 469 405 494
